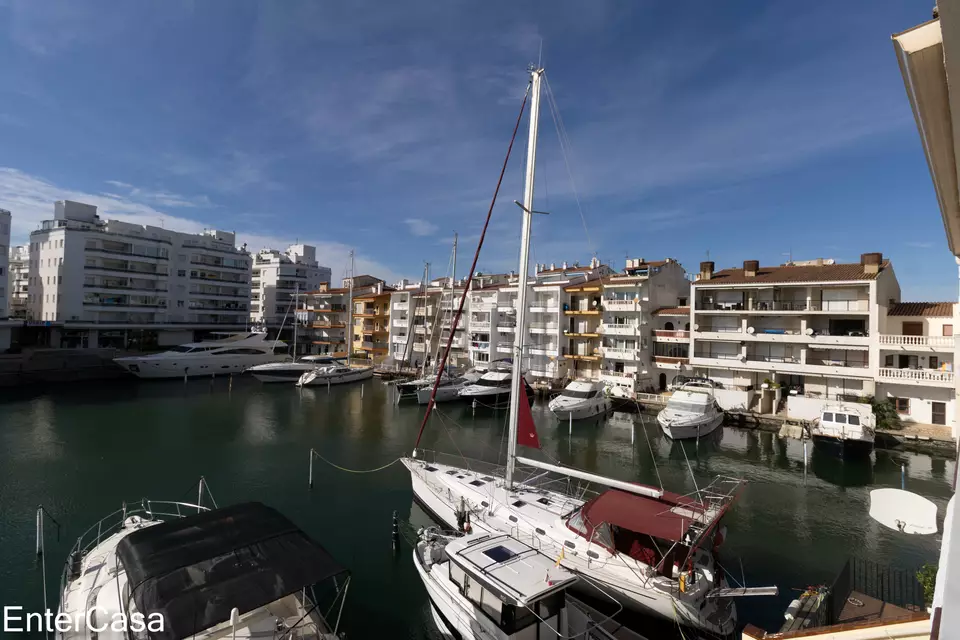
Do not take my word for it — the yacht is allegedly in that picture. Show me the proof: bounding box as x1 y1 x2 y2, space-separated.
458 360 531 407
810 403 875 458
114 331 287 379
297 363 373 387
247 355 339 383
396 365 461 402
416 369 483 404
55 490 349 640
548 379 612 420
657 380 724 439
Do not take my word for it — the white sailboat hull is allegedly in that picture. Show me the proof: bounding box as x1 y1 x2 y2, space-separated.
297 367 373 387
657 412 724 440
403 458 735 635
247 362 317 383
549 397 612 421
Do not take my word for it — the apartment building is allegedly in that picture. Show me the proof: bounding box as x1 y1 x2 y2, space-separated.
304 275 386 359
250 245 330 327
0 209 12 350
689 253 899 414
593 258 690 395
352 287 392 363
26 200 252 348
8 245 29 319
875 302 957 431
388 276 477 370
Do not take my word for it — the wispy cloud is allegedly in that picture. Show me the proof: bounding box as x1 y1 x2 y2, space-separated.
0 167 403 283
906 241 934 249
103 179 213 209
404 218 438 237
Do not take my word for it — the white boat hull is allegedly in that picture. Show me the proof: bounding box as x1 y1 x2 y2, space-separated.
417 384 466 404
549 397 612 421
403 458 735 635
115 353 286 379
297 367 373 387
247 363 317 383
657 412 724 440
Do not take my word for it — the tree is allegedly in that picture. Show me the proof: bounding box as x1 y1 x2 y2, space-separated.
870 397 902 430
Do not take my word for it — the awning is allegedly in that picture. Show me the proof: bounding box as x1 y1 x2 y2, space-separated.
117 502 346 640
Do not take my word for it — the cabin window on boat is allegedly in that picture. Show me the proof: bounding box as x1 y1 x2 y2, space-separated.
562 389 599 399
449 562 466 589
833 413 847 424
475 377 512 388
822 412 833 422
169 345 194 352
847 414 860 425
667 400 707 414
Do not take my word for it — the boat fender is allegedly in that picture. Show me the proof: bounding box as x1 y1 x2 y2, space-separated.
679 572 686 593
784 599 802 620
672 561 680 578
713 525 727 549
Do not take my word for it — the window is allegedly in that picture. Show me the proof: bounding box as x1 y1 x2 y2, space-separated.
884 354 894 368
930 356 939 369
833 413 847 424
944 325 954 337
58 276 62 285
894 398 910 414
177 301 184 308
178 270 186 277
822 412 833 422
482 545 518 563
848 415 860 426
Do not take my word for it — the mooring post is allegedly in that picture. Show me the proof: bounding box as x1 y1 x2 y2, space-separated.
361 384 364 400
472 398 477 416
308 449 314 488
391 510 399 550
327 379 331 394
35 507 42 557
228 375 233 393
568 412 572 436
902 464 906 490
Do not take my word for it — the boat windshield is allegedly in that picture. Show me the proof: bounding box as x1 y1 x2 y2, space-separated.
475 377 512 388
168 345 194 353
562 389 598 399
666 400 707 414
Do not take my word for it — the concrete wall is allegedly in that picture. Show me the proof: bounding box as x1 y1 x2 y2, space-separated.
715 388 754 411
876 382 956 430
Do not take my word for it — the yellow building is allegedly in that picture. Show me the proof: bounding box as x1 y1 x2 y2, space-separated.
352 289 392 363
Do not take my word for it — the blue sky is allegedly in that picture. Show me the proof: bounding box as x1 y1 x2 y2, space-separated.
0 1 952 298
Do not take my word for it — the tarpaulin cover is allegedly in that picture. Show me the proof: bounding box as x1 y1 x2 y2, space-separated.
116 501 345 640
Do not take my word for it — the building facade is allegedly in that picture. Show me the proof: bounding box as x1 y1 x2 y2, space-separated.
27 200 252 348
0 209 12 350
304 275 387 359
250 245 330 327
8 244 29 319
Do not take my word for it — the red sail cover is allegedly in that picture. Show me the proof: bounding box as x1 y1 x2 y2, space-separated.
517 383 541 449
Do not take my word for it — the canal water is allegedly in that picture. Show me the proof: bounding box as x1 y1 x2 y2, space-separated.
0 377 953 637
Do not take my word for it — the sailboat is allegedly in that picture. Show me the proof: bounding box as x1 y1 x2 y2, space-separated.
402 66 745 636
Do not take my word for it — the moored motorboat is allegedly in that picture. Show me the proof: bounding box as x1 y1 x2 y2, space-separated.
55 488 349 640
548 379 612 420
810 403 875 458
415 368 484 404
247 355 339 383
297 363 373 387
458 360 531 408
657 380 724 439
114 331 287 379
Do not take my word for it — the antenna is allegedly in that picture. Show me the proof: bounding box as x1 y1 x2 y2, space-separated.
705 249 710 261
782 249 793 265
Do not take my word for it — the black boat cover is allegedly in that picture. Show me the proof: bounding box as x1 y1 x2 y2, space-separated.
116 501 345 640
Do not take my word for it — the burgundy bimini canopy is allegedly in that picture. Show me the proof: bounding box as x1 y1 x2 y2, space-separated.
577 488 705 543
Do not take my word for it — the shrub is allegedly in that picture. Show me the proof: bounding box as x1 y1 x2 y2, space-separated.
918 562 938 606
870 397 903 430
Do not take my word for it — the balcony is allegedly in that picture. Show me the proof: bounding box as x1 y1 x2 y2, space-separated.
313 322 346 329
529 346 559 357
391 335 408 344
565 329 600 338
471 321 492 332
601 347 637 360
697 299 868 313
497 344 512 354
600 323 637 336
359 341 388 351
653 330 690 341
497 324 517 332
412 342 428 352
530 302 559 313
564 308 601 316
470 299 496 311
529 323 558 333
878 367 955 387
470 341 491 350
603 299 637 312
393 302 409 311
879 334 955 349
392 319 409 328
654 355 689 368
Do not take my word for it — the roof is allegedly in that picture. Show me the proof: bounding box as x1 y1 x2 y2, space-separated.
695 261 888 286
538 264 597 275
447 533 576 606
888 302 955 317
117 502 346 640
579 489 705 543
654 306 690 316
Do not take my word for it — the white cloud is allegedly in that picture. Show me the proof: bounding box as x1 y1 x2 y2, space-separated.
404 217 438 237
906 241 934 249
0 166 404 283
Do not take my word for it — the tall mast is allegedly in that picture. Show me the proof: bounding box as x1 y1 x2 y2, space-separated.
293 283 299 361
451 233 457 366
506 66 543 489
346 250 354 362
422 262 430 376
433 234 458 369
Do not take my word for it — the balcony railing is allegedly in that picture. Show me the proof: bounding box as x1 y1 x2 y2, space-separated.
393 319 409 328
600 324 637 335
529 323 558 331
694 351 740 360
392 302 409 311
471 321 492 331
654 330 690 339
878 367 955 384
879 334 955 348
602 299 637 311
698 300 868 312
470 341 491 350
654 356 689 365
497 324 517 331
497 345 512 354
601 347 637 360
807 358 869 369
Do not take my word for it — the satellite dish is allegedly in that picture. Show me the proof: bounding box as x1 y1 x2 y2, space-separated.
869 488 938 535
693 323 699 331
805 327 814 336
747 327 755 334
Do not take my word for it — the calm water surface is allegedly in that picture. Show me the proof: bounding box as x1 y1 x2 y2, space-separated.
0 377 953 637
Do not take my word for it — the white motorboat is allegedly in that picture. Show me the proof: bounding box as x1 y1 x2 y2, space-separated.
54 484 349 640
458 361 531 407
247 355 339 382
396 365 462 402
403 67 753 637
114 331 287 379
657 380 725 439
297 363 373 387
415 368 483 404
548 379 612 420
810 403 875 458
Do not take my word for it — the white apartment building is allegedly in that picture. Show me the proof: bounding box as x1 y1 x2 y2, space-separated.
388 276 476 370
27 200 252 348
250 245 330 327
8 244 29 319
689 254 900 415
589 258 690 395
875 302 957 431
0 209 12 350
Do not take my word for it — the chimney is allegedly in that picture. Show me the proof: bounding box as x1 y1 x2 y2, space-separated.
562 261 568 269
550 262 556 270
590 256 599 268
699 261 714 281
743 260 759 277
861 252 882 275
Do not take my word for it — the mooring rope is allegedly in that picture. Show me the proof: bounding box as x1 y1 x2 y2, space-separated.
310 449 401 474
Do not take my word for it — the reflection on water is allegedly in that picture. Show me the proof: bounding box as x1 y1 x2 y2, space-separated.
0 378 954 637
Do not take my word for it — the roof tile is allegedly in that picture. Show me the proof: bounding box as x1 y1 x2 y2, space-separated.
696 261 888 286
888 302 955 317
